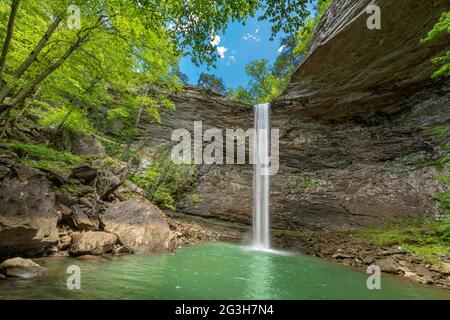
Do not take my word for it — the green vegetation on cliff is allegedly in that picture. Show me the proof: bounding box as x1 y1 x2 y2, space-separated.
422 10 450 78
130 153 198 211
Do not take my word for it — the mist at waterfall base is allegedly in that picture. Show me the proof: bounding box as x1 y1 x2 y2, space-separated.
252 103 271 251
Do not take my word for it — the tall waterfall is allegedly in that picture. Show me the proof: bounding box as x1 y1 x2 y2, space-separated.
253 103 270 250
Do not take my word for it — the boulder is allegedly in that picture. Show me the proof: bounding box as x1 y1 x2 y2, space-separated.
103 200 178 254
70 231 117 255
55 193 79 207
431 262 450 275
37 167 70 186
0 171 59 257
71 165 98 183
375 258 401 274
71 134 105 157
70 205 99 230
58 204 72 223
0 257 44 279
57 235 72 250
96 161 128 200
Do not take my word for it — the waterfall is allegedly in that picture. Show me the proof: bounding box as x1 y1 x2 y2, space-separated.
253 103 270 250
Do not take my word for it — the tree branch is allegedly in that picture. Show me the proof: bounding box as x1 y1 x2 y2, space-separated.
0 0 20 88
0 15 62 102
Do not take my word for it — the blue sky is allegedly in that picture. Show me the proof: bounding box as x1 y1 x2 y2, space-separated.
180 4 315 90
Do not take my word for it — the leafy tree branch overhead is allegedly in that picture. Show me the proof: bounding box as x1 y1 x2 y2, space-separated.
0 0 313 141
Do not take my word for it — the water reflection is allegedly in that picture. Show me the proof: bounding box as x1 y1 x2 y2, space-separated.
244 251 275 299
0 243 448 300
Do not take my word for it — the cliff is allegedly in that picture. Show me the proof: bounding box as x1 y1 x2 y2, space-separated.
142 0 450 232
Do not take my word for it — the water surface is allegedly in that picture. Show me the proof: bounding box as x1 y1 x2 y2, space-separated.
0 242 449 300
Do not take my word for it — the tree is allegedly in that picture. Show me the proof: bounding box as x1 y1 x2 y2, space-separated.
245 59 282 103
272 36 301 77
138 0 312 66
227 86 254 104
197 73 226 95
228 0 333 104
0 0 316 119
0 0 19 87
0 0 181 143
174 68 190 85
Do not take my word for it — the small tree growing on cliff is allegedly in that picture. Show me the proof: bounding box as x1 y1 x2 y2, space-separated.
197 73 227 95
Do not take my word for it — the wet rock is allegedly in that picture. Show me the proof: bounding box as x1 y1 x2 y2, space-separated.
103 200 178 253
70 205 99 231
373 258 401 274
70 231 117 256
0 257 45 279
361 255 376 265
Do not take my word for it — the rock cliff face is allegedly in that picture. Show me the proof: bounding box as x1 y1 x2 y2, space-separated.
274 0 450 119
142 0 450 232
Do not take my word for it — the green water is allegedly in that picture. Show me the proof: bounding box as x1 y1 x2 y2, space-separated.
0 242 449 300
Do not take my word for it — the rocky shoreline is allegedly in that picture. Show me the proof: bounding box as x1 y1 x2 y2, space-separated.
274 230 450 290
0 140 219 274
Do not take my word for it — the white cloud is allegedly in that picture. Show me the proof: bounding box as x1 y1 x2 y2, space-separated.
217 46 228 59
242 32 261 42
278 45 287 53
255 28 259 33
210 35 221 47
209 34 227 59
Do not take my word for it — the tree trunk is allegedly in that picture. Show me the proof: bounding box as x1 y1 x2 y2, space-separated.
52 77 100 137
54 107 75 136
2 34 89 113
0 16 62 103
121 86 150 161
0 0 20 88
